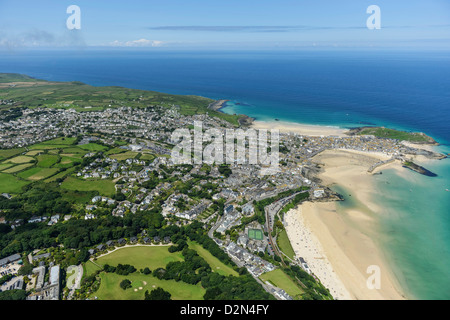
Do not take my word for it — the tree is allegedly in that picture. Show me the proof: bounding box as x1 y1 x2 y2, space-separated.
120 279 132 290
142 267 151 275
144 287 171 300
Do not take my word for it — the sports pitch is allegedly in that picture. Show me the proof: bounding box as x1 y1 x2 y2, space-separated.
248 229 264 240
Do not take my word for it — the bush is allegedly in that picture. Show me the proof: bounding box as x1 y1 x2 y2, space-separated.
144 287 171 300
120 279 132 290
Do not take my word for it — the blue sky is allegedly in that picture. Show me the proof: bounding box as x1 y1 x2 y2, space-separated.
0 0 449 49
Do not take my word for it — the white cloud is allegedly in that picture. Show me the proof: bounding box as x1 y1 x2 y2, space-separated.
110 39 166 47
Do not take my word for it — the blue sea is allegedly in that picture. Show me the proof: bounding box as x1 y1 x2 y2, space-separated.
0 48 449 299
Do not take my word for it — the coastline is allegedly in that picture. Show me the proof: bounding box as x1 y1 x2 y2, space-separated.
285 149 409 300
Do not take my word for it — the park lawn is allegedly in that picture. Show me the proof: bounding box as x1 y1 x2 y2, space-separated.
188 241 238 277
4 155 34 164
60 176 115 197
277 229 296 260
94 271 205 300
0 173 31 193
2 163 34 173
260 269 304 298
95 246 184 271
78 143 108 152
36 154 59 167
109 151 139 161
18 167 60 181
0 148 26 160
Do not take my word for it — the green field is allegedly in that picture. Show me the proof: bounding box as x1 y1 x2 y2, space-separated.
78 143 108 152
140 153 156 162
277 229 296 260
260 269 304 298
83 260 102 278
95 271 205 300
0 173 30 193
18 167 60 181
0 163 14 171
356 127 434 143
40 137 77 145
2 163 34 173
0 73 242 126
25 150 44 156
36 154 59 167
89 246 206 300
95 246 184 271
188 241 239 277
0 148 26 160
44 167 77 183
248 229 264 240
4 155 34 164
109 151 139 161
61 176 116 196
59 147 88 154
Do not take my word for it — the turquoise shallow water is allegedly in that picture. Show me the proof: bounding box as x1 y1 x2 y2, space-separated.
371 148 450 300
329 147 450 300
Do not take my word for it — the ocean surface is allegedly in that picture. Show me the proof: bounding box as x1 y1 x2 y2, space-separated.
0 48 449 299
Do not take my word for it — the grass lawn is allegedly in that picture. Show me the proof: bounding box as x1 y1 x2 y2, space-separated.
260 269 304 298
17 167 60 181
187 241 238 277
61 176 116 197
277 229 296 260
36 154 59 167
0 173 30 193
95 271 205 300
95 246 184 271
83 260 102 278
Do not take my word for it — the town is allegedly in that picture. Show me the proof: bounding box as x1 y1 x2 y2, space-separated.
0 99 444 301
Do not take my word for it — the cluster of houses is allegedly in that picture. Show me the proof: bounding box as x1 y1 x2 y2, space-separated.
224 241 276 278
88 236 172 256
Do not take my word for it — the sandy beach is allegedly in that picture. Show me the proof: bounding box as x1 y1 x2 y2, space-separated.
251 120 349 137
285 149 408 300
